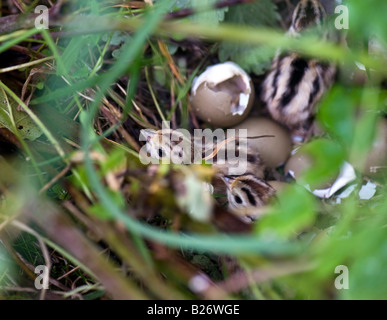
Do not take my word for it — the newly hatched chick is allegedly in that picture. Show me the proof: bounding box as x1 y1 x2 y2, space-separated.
141 128 266 178
261 0 336 140
222 174 276 223
140 128 269 214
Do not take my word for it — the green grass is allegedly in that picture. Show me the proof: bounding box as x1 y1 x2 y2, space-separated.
0 0 387 300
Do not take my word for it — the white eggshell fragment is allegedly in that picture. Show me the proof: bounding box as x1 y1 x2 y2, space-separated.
191 62 254 127
358 181 377 200
311 162 357 199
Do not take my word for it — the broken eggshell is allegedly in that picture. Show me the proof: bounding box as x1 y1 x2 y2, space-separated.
362 118 387 177
191 62 254 127
311 162 356 198
285 147 356 199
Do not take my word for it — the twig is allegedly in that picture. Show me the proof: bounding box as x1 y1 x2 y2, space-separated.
39 164 72 195
144 66 168 126
0 56 54 74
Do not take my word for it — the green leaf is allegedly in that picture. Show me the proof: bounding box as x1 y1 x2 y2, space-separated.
303 200 387 299
0 88 42 141
112 48 122 59
223 0 279 28
218 42 275 75
191 0 228 25
100 148 126 175
58 34 101 77
343 230 387 299
317 86 359 148
218 0 280 74
89 190 126 220
72 66 91 79
102 31 131 46
340 198 387 299
257 184 316 237
58 36 85 76
172 0 228 25
300 139 346 188
348 1 387 44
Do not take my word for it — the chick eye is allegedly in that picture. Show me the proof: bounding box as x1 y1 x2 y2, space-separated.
158 148 165 158
234 195 243 205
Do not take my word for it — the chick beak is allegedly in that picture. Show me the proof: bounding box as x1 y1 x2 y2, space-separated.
221 175 235 190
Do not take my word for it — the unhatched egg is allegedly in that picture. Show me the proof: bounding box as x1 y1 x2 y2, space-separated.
191 62 254 128
231 117 292 168
267 180 288 192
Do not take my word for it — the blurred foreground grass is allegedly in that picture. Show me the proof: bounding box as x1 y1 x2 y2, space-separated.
0 0 387 300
